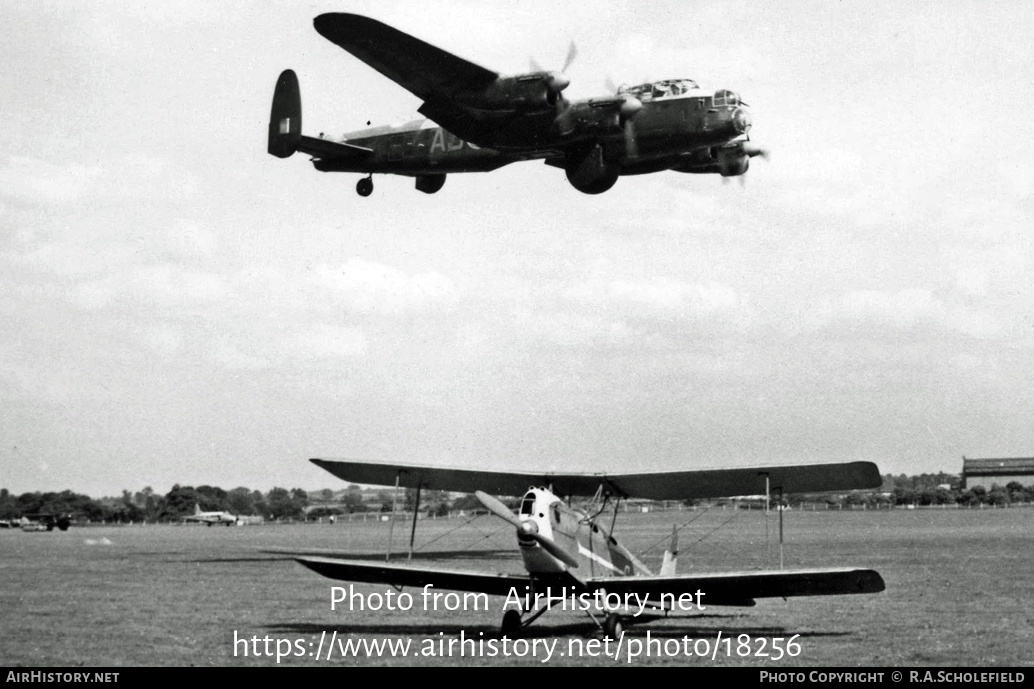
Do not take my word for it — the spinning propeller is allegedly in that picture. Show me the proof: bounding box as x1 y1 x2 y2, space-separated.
475 490 579 568
722 141 770 186
601 78 644 157
743 142 769 160
529 41 579 101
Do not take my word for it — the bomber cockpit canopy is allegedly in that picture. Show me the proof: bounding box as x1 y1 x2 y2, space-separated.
618 78 700 101
713 89 741 107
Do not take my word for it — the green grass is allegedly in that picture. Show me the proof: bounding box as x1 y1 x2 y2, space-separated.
1 507 1031 666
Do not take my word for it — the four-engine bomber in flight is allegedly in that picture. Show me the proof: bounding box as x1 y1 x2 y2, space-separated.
268 13 766 196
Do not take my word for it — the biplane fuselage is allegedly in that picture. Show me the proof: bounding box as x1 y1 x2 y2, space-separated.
515 487 638 578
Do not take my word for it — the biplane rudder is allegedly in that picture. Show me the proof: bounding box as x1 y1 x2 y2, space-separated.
268 69 302 158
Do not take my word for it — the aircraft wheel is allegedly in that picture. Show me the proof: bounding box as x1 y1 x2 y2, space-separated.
603 613 624 640
207 522 212 527
356 177 373 197
501 609 522 638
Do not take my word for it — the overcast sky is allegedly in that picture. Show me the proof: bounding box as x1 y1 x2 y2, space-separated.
2 1 1032 497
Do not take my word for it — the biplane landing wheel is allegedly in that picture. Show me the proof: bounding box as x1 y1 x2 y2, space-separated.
603 613 624 640
501 609 522 638
356 177 373 197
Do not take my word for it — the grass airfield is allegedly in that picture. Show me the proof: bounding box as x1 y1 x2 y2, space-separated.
1 507 1031 667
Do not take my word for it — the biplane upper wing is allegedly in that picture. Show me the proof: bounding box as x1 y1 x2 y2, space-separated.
310 458 882 500
295 556 528 597
585 567 886 606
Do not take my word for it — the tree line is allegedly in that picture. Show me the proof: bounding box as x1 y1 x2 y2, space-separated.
794 473 1034 508
2 471 1032 524
0 485 312 523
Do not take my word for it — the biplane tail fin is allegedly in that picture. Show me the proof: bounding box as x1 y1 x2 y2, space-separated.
193 502 202 516
268 69 302 158
660 525 678 576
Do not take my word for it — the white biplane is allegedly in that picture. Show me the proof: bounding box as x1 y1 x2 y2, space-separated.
295 458 885 637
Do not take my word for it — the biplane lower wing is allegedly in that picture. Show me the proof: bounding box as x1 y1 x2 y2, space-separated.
587 567 885 605
295 556 529 597
309 457 882 500
294 556 883 608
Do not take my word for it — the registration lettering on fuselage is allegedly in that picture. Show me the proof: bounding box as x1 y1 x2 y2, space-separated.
430 128 479 154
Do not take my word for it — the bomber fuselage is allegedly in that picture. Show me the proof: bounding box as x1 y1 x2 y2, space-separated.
310 84 751 176
313 121 519 175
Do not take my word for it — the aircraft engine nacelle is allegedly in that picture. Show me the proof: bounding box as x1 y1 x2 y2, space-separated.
565 144 620 194
717 148 750 177
480 75 561 112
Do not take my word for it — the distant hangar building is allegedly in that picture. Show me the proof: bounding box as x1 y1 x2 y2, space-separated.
962 456 1034 490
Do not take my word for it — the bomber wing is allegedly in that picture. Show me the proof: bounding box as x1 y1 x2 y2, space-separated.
295 556 528 597
310 458 882 500
313 13 498 103
585 567 886 606
312 14 511 143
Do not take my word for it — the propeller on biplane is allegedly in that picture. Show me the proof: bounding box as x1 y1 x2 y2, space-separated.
474 490 579 569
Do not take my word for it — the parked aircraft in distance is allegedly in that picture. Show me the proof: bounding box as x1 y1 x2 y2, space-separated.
16 513 73 532
293 458 884 637
268 13 766 196
184 503 239 527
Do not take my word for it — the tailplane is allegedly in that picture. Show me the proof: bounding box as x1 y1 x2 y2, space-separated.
660 525 679 576
268 69 302 158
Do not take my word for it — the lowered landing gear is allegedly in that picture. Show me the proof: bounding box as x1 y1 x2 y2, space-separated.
498 602 630 639
356 175 373 197
499 601 551 638
501 610 522 638
603 613 624 640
